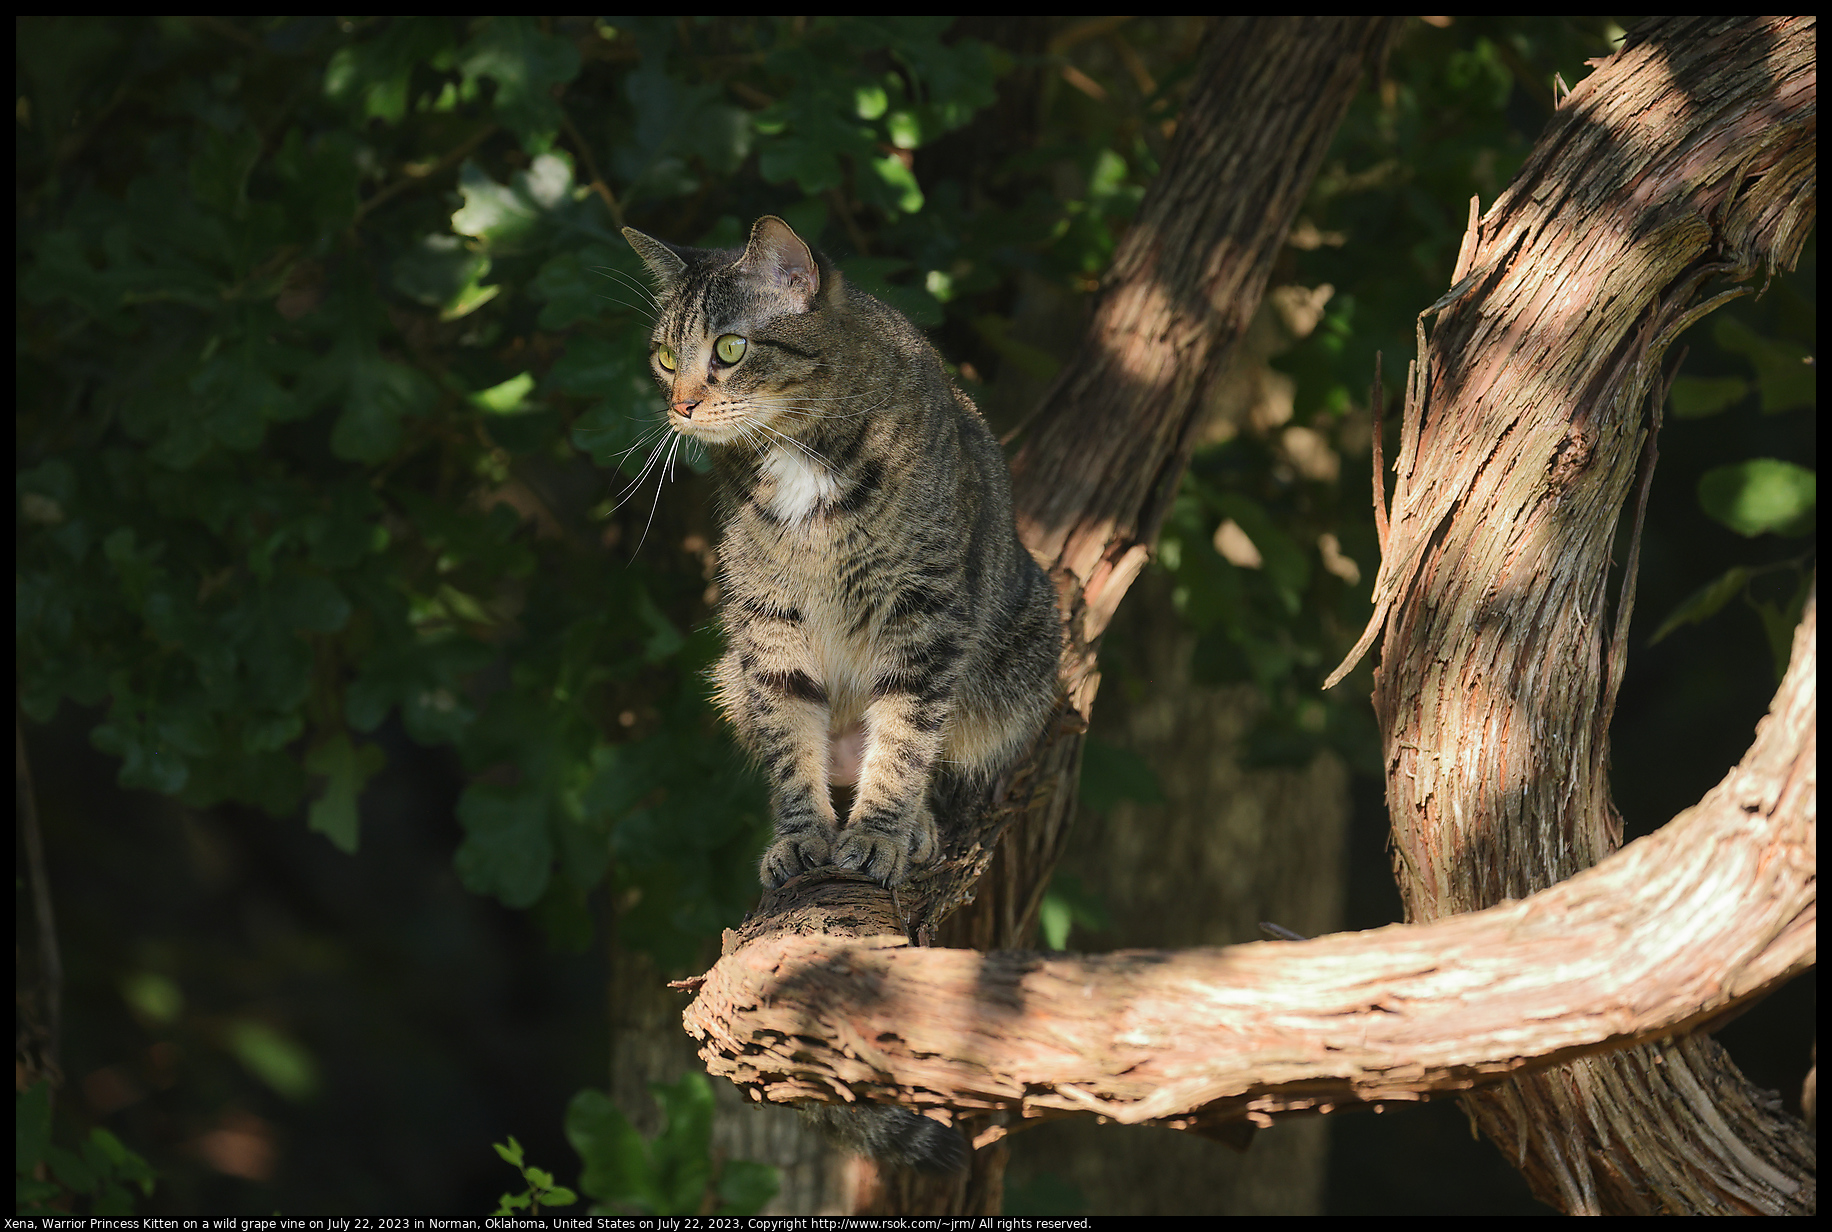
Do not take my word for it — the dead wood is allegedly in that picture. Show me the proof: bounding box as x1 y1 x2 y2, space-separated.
1328 14 1817 1215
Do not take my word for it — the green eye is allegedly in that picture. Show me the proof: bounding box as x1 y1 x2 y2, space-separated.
714 334 748 365
656 344 677 372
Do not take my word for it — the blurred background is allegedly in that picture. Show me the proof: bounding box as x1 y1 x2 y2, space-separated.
16 16 1814 1216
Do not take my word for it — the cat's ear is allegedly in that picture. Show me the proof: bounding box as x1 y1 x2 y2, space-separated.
740 216 820 303
623 227 688 285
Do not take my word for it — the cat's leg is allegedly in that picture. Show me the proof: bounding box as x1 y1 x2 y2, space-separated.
833 624 960 885
716 645 839 886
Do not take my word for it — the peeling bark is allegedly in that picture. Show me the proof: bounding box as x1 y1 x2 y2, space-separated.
684 593 1811 1133
1330 14 1817 1215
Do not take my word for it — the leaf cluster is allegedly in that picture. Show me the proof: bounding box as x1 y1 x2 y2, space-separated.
16 1083 159 1216
564 1074 776 1216
18 17 1206 977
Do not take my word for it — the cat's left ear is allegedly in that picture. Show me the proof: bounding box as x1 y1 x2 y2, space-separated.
740 216 820 304
623 227 687 285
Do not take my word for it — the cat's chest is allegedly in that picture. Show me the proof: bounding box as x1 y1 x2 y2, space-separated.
757 443 841 523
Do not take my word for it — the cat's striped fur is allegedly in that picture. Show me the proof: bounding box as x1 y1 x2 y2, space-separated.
624 216 1060 892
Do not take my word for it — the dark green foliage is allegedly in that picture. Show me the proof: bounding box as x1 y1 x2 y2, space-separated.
490 1135 578 1216
566 1074 777 1216
16 16 1190 970
17 1083 159 1215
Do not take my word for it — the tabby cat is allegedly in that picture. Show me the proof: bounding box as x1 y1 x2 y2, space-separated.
623 216 1060 891
621 216 1060 1173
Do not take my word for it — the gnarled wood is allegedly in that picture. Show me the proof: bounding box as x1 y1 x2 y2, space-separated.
684 591 1811 1136
1331 15 1816 1214
683 15 1817 1215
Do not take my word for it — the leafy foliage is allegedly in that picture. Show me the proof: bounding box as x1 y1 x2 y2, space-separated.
566 1074 777 1216
17 1083 158 1215
490 1135 578 1216
16 14 1185 972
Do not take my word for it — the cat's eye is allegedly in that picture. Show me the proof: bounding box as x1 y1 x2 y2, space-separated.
655 344 677 372
715 334 748 365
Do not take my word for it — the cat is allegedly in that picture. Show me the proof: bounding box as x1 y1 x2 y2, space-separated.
622 215 1061 892
620 215 1060 1174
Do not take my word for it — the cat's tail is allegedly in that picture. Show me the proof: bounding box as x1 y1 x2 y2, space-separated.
798 1103 971 1174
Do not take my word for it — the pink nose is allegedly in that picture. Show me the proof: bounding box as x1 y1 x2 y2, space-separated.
672 400 699 419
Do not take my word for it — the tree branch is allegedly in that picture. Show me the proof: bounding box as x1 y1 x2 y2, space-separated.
684 588 1811 1142
1331 15 1816 1213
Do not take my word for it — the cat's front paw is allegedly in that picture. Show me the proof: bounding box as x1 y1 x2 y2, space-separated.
832 808 937 887
759 828 835 888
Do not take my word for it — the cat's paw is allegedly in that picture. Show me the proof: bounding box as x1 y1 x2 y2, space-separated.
833 808 937 886
759 828 835 887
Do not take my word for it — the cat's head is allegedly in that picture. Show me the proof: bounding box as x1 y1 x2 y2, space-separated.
622 216 841 449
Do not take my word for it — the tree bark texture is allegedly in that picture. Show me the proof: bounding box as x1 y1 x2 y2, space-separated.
684 588 1811 1124
1328 15 1816 1214
999 316 1353 1213
682 17 1401 1216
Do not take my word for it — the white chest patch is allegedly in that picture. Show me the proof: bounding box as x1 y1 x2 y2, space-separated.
762 443 839 522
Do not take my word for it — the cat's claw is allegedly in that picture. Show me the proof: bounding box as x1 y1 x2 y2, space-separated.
759 830 834 888
832 814 936 887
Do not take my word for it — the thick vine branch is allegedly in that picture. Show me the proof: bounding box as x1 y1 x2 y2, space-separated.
684 588 1811 1138
1329 15 1816 1214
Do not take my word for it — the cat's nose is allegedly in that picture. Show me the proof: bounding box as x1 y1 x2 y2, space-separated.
671 399 700 419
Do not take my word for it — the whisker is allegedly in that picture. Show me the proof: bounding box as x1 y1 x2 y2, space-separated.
609 430 675 511
631 433 679 557
595 291 658 322
595 266 661 309
755 420 835 471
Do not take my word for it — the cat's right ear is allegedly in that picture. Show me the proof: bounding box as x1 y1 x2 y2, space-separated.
623 227 688 285
740 216 820 306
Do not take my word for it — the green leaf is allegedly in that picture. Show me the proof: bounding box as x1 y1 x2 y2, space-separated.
1713 317 1815 415
533 243 643 329
226 1020 319 1101
494 1137 526 1167
322 17 459 124
454 782 554 908
92 709 192 796
457 17 583 153
394 233 497 318
1667 375 1749 420
452 154 584 255
189 124 263 217
121 972 185 1025
715 1160 779 1216
1036 873 1110 952
648 1072 715 1215
866 154 925 214
1697 459 1817 537
17 1082 53 1176
613 62 753 204
271 127 362 238
1212 492 1312 614
568 1088 659 1212
304 733 388 853
471 371 536 414
1752 571 1814 683
1649 566 1752 645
